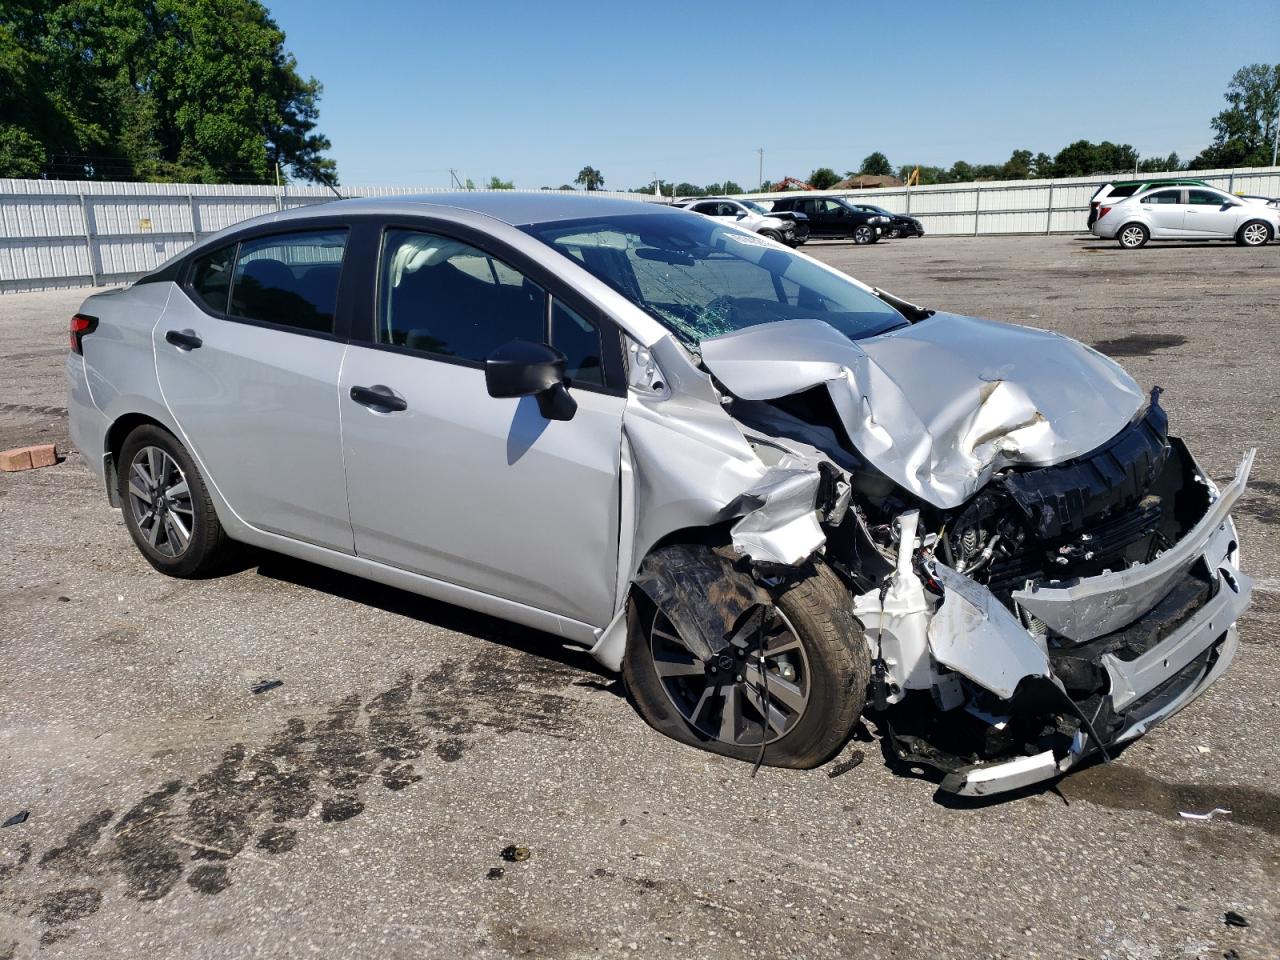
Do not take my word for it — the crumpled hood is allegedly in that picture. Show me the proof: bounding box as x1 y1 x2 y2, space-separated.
700 313 1146 509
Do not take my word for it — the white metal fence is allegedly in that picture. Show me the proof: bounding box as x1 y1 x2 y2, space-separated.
0 181 659 294
745 165 1280 237
3 166 1279 293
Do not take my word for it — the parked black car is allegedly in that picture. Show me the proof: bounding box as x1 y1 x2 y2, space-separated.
769 196 887 244
850 203 924 238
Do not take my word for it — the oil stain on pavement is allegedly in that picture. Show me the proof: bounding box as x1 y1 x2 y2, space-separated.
0 650 582 951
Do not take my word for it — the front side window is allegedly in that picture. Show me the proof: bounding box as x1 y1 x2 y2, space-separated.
1187 189 1228 206
523 213 906 352
379 229 545 361
1142 189 1182 205
550 299 605 386
228 230 347 334
189 244 236 313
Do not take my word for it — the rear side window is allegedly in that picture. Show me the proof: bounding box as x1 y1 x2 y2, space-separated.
188 245 236 313
1108 185 1137 198
1142 189 1182 205
379 229 545 362
228 230 347 334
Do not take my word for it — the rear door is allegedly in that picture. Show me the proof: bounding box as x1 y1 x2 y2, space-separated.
1137 188 1186 237
155 227 354 552
1183 188 1243 237
338 222 627 627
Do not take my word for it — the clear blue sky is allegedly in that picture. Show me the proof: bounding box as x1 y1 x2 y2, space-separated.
268 0 1280 189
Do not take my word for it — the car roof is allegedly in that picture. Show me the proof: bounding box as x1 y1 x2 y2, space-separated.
1109 177 1208 188
277 192 673 228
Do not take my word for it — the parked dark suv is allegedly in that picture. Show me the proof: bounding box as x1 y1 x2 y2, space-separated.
769 196 887 244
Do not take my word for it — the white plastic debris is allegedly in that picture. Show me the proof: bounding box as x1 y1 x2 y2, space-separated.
1178 808 1231 821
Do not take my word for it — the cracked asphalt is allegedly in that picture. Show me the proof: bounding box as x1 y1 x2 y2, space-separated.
1 233 1277 960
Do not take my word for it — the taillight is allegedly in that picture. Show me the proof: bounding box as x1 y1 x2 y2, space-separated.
1098 206 1113 220
70 314 97 354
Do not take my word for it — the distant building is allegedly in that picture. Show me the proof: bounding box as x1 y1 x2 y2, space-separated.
831 174 904 189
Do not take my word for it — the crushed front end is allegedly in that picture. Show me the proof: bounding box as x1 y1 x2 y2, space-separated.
847 391 1253 796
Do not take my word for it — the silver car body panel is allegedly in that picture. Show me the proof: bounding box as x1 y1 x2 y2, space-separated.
338 343 626 627
1012 450 1252 642
700 314 1146 509
155 292 354 553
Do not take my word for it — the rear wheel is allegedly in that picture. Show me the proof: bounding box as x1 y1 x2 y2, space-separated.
1237 220 1272 246
886 227 902 239
853 224 876 245
623 558 869 769
118 424 233 577
1117 223 1149 249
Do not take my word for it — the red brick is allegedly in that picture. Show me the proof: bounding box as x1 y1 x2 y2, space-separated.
28 444 57 468
0 444 58 472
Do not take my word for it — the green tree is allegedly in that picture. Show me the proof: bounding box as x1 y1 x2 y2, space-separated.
1052 139 1138 177
858 151 892 176
487 176 514 189
575 165 605 191
1137 152 1181 173
1190 63 1280 169
808 166 839 189
1001 149 1033 179
722 179 743 195
673 182 703 197
0 0 336 183
1031 152 1055 178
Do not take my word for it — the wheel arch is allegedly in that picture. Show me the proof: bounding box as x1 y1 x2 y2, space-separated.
102 410 179 507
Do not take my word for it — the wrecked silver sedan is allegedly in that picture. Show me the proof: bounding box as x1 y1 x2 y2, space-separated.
67 194 1252 796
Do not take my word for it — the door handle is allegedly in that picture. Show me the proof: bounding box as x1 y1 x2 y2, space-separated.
165 329 202 350
350 384 408 412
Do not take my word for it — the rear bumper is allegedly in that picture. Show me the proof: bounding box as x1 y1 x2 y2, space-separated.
66 352 109 487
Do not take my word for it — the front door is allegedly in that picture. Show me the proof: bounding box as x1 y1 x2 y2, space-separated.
155 229 353 552
339 226 626 627
1183 188 1243 237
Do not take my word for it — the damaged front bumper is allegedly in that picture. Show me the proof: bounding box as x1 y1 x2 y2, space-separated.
922 449 1255 797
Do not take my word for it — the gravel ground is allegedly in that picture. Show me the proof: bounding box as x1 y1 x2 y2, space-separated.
0 233 1277 960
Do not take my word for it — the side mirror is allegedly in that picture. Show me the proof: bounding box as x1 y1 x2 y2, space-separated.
735 212 748 220
485 339 577 421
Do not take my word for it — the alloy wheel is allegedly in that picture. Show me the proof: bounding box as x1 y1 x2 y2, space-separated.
1242 222 1269 246
127 445 194 557
854 226 873 244
1120 225 1146 248
648 606 811 747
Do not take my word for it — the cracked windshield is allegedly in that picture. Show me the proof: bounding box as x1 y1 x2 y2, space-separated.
526 213 907 352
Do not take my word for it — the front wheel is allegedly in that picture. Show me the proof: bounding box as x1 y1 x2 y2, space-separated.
853 224 876 245
1117 222 1149 249
623 558 869 769
1237 220 1272 246
118 424 234 577
759 229 784 244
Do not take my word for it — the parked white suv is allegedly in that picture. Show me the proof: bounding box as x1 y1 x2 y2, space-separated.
1093 184 1278 248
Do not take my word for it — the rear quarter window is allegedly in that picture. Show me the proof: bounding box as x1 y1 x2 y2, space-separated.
188 245 236 313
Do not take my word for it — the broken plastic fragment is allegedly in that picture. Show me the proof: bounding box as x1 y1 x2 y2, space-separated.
251 679 283 695
1179 808 1231 821
2 810 29 828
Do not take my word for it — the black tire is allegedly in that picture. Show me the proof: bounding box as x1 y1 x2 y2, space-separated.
887 227 901 239
1236 219 1272 246
623 558 869 769
759 229 783 243
852 224 876 245
1116 222 1149 249
117 423 233 577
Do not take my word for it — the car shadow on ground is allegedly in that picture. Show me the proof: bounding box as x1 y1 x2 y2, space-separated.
245 548 623 693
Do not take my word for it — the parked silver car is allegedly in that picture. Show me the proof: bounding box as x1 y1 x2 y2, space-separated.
67 194 1253 796
1093 183 1279 248
673 196 806 246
